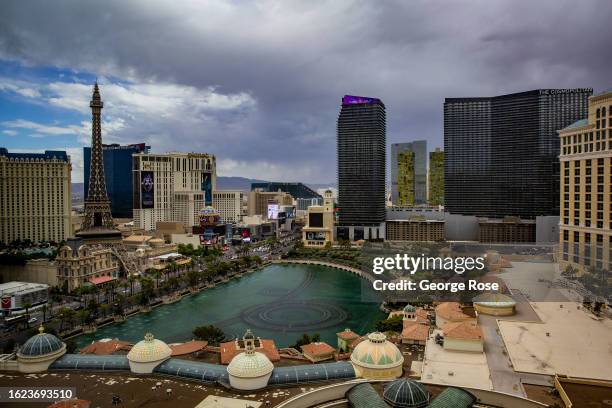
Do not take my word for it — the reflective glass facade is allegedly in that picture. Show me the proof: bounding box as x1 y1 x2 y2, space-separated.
84 143 149 218
337 96 386 226
444 89 591 218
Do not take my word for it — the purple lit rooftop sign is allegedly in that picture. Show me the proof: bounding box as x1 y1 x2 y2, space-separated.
342 95 381 105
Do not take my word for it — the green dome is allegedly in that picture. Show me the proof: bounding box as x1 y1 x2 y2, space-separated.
403 304 416 313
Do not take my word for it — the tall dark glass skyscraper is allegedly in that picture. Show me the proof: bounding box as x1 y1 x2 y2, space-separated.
337 95 386 241
444 89 592 218
84 143 150 218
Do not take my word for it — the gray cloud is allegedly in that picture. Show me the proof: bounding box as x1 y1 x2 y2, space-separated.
1 0 611 183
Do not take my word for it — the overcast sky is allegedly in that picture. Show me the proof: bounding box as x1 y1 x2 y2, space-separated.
1 0 611 183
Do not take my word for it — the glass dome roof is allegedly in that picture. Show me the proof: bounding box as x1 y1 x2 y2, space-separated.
19 326 64 357
383 378 430 408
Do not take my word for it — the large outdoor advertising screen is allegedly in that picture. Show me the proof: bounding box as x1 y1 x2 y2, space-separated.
140 171 154 209
202 173 213 206
267 203 279 220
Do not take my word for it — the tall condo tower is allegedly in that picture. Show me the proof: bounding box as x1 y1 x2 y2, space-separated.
336 95 386 241
390 140 427 206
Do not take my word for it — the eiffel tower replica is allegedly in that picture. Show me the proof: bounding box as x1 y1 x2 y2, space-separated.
76 82 139 275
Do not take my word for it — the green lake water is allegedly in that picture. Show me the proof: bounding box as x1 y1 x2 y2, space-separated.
74 263 385 348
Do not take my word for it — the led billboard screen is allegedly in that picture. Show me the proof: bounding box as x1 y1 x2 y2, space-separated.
267 203 279 220
202 174 213 206
141 171 154 209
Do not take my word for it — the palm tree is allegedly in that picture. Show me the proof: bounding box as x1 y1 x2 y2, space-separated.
57 307 74 332
152 270 162 289
128 275 137 297
120 281 128 296
23 303 32 327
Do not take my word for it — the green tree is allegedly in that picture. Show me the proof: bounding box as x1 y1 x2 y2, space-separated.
375 315 403 333
192 325 227 345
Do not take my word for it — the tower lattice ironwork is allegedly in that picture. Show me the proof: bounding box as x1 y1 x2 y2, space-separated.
76 83 139 276
80 82 115 231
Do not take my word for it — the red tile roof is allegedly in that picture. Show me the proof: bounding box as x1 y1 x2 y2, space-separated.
401 321 429 341
336 328 359 340
435 302 470 321
219 338 280 364
443 321 483 340
169 340 208 356
80 339 131 355
301 342 336 356
89 275 115 285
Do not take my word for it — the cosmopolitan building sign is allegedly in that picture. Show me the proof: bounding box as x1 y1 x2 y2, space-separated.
539 88 593 95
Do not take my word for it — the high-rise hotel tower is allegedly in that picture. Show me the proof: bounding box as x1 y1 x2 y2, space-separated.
336 95 386 241
0 148 71 244
559 90 611 274
444 89 592 218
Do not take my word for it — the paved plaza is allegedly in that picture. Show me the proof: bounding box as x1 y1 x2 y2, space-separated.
498 302 612 381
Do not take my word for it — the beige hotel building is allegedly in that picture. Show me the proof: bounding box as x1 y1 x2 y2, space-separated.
212 190 246 224
559 90 612 273
0 148 71 244
132 152 216 231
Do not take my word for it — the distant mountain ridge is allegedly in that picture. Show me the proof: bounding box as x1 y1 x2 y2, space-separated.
216 176 336 192
71 177 335 197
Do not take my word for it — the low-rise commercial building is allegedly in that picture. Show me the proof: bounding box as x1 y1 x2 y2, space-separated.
55 239 120 292
0 281 49 313
386 218 445 241
442 321 484 353
247 189 294 218
478 217 536 243
301 342 336 363
0 259 58 287
303 190 335 247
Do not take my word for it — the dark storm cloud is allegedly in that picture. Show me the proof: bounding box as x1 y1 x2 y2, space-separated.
1 0 611 182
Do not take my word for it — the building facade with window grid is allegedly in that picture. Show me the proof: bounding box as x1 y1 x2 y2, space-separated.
212 190 245 224
132 152 216 231
0 148 71 244
444 89 592 219
336 95 386 241
559 90 612 273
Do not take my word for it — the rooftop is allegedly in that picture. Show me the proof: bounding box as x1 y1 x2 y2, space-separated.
442 321 483 341
561 118 589 131
435 302 471 321
169 340 208 356
402 322 430 341
0 148 69 162
80 339 131 355
220 338 280 364
301 342 336 356
337 328 360 340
